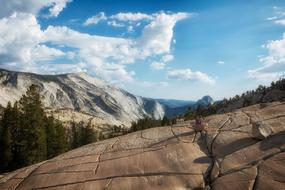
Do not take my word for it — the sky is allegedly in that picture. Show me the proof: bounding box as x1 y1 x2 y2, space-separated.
0 0 285 101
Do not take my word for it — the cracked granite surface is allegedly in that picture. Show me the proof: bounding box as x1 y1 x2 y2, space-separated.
0 102 285 190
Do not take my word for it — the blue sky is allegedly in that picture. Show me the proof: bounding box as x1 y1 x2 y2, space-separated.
1 0 285 100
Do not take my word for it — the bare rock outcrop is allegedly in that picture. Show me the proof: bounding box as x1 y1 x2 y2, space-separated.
252 121 272 140
0 101 285 190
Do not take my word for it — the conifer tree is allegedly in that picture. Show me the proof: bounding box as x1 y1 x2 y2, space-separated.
54 120 68 154
0 102 13 171
161 116 169 126
9 101 22 169
45 116 68 158
71 121 80 149
18 85 47 165
80 121 96 145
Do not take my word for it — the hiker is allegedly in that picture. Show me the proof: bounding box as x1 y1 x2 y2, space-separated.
195 117 203 130
192 116 207 142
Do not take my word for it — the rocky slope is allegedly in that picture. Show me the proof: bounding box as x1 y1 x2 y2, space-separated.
0 69 213 127
1 101 284 189
0 69 166 127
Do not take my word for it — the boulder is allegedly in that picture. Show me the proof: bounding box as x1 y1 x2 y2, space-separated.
252 122 272 140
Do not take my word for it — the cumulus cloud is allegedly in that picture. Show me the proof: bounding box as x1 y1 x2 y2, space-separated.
274 19 285 25
127 26 134 33
248 33 285 81
248 7 285 81
84 12 107 26
138 12 190 56
161 54 174 62
110 12 153 22
0 13 65 72
167 69 215 85
43 12 189 82
150 62 165 70
0 0 71 18
44 25 137 82
267 7 285 26
107 20 124 27
0 5 190 83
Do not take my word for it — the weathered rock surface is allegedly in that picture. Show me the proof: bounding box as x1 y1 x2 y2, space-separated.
1 101 285 190
252 121 272 140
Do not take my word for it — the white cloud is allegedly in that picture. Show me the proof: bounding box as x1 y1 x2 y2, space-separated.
167 69 215 85
0 9 190 83
248 33 285 81
107 20 124 27
267 16 278 21
267 7 285 26
0 13 67 73
47 0 72 17
0 0 71 18
161 54 174 62
138 12 190 56
32 45 65 61
127 26 134 33
150 62 165 70
44 25 138 82
274 19 285 26
110 12 153 22
217 60 225 65
84 12 107 26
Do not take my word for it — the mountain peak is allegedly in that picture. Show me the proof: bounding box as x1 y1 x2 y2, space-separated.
68 72 107 87
196 95 214 107
201 95 214 102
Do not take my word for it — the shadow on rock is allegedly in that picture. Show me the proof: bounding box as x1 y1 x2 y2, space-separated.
259 130 285 151
193 156 212 164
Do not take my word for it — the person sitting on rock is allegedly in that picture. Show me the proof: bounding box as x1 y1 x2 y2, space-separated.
192 116 208 142
194 117 203 132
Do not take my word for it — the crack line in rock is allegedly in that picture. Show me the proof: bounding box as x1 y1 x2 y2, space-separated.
93 138 120 175
29 171 202 190
252 165 259 190
220 150 285 177
103 178 113 190
14 161 47 190
30 143 195 177
203 115 232 189
210 116 232 154
170 124 193 143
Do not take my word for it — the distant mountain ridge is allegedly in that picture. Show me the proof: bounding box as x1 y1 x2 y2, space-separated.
0 68 213 126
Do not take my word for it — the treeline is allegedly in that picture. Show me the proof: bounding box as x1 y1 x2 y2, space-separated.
130 116 172 132
70 121 97 149
184 105 216 120
184 77 285 119
0 85 97 173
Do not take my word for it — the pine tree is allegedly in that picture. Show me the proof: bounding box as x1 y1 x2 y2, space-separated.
80 121 96 145
45 116 58 158
161 116 169 126
54 120 68 154
18 85 47 165
9 101 22 169
71 121 80 149
0 102 13 171
45 116 68 158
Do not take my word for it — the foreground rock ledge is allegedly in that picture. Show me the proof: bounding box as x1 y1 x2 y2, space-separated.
1 102 285 190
